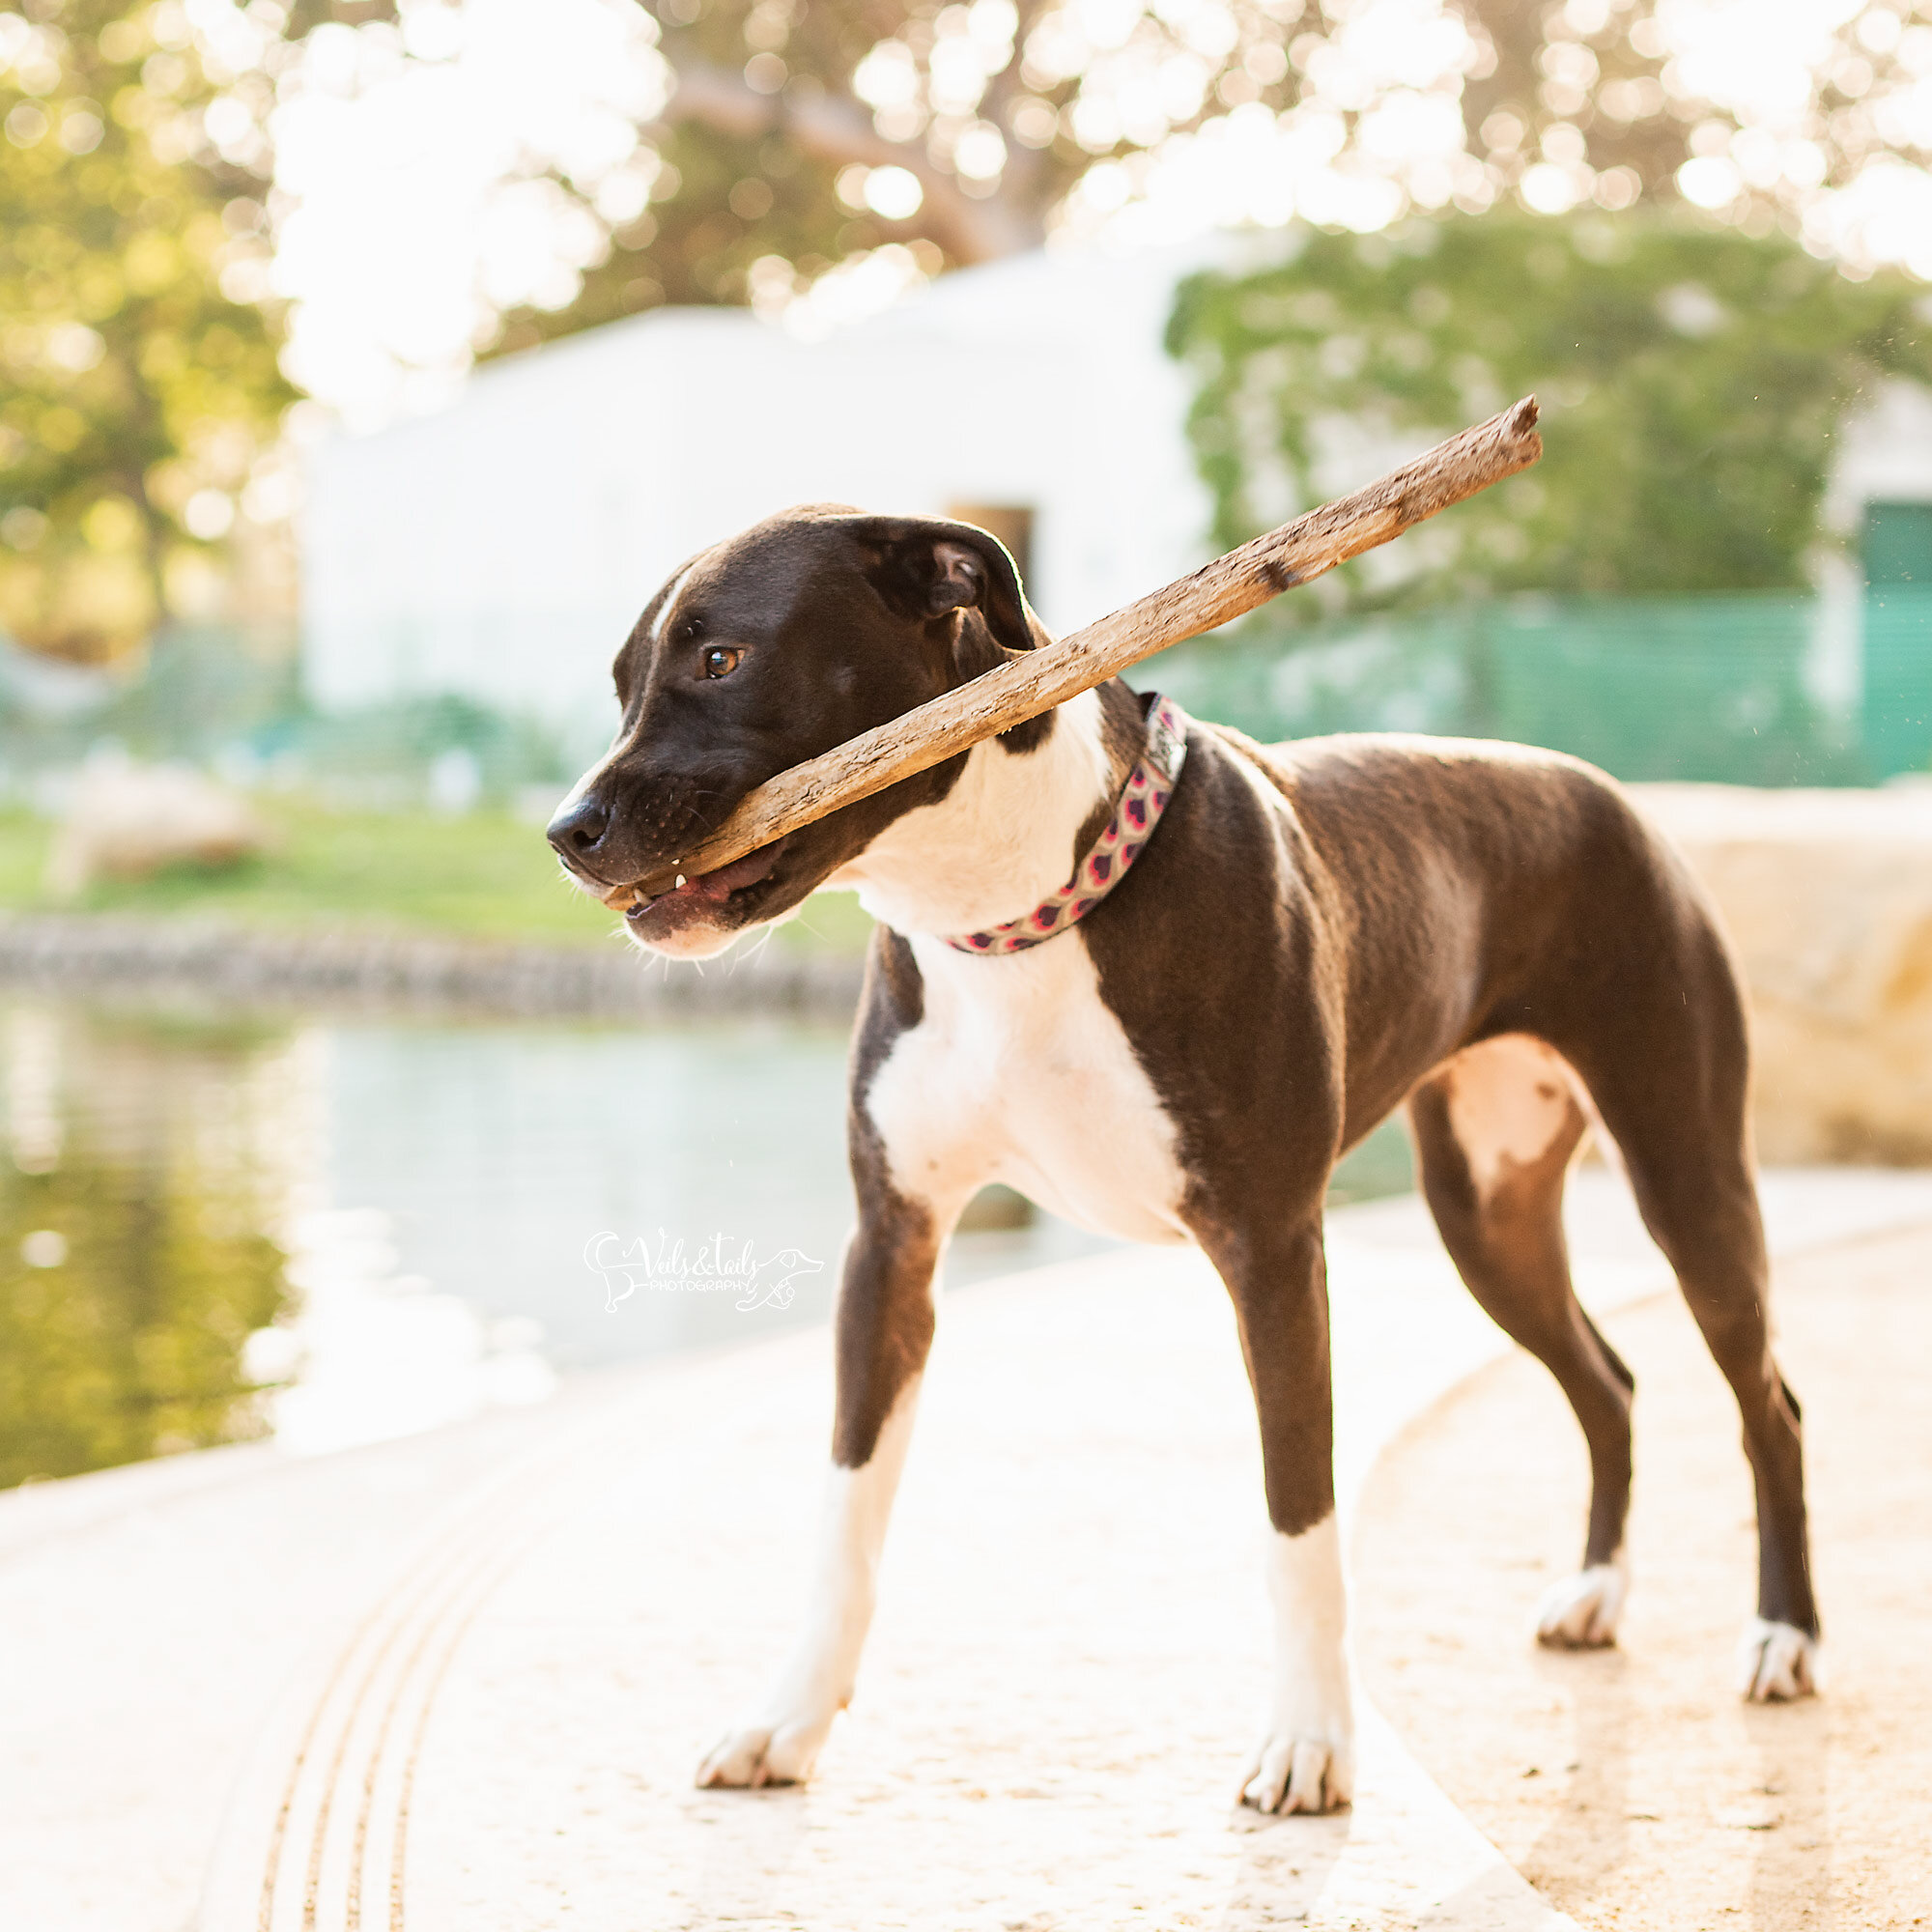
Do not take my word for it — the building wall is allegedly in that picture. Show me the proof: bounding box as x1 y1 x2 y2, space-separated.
301 246 1217 758
302 248 1932 775
1818 380 1932 775
1826 378 1932 531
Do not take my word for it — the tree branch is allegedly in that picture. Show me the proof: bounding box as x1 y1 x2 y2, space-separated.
613 398 1545 902
656 62 1044 263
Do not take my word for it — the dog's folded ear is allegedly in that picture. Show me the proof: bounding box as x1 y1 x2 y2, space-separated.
855 517 1044 656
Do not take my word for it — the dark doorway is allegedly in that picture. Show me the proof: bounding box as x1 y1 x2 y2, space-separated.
948 503 1036 592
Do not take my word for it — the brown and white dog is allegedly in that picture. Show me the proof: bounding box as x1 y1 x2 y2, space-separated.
548 506 1817 1814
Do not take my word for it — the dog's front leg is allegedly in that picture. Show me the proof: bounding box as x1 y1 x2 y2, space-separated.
696 1187 939 1788
1211 1214 1354 1815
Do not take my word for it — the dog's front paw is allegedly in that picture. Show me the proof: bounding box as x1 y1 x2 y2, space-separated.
1535 1559 1628 1649
1238 1731 1353 1815
1739 1617 1819 1702
696 1709 836 1789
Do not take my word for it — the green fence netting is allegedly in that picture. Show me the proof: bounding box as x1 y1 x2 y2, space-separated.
5 591 1929 799
0 622 572 804
1863 586 1932 781
1142 589 1932 787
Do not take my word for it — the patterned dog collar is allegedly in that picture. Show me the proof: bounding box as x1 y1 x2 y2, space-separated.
943 695 1189 956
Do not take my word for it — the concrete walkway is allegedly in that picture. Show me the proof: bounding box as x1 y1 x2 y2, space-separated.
1354 1219 1932 1929
6 1171 1931 1932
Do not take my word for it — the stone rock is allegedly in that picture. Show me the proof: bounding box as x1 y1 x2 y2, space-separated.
1632 782 1932 1163
46 760 268 897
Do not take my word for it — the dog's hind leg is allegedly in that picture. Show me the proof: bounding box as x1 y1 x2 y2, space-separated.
1561 980 1818 1701
1408 1035 1637 1648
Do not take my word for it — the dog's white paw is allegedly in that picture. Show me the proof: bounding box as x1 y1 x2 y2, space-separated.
1238 1731 1354 1815
1738 1617 1819 1702
695 1708 837 1789
1534 1559 1628 1649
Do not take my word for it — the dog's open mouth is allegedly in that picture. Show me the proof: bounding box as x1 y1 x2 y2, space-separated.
598 839 786 939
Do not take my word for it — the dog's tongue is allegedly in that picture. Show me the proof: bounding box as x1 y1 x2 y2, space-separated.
683 846 778 901
634 842 781 913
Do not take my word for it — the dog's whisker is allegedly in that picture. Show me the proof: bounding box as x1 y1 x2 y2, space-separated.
735 923 779 976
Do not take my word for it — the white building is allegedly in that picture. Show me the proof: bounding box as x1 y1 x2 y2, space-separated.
300 244 1221 761
300 237 1932 771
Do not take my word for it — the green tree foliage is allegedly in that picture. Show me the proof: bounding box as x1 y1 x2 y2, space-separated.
1166 210 1932 610
0 0 291 660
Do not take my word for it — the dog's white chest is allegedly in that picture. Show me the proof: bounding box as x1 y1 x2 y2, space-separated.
863 933 1191 1246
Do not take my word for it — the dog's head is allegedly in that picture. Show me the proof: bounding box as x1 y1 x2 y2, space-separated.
547 505 1047 957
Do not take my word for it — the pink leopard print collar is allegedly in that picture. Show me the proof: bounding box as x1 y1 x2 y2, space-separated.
942 694 1189 957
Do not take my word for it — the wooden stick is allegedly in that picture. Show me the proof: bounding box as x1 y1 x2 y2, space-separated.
625 395 1541 902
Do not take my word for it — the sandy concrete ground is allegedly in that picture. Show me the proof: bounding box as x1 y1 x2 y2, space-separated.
212 1240 1553 1932
9 1174 1930 1932
203 1176 1932 1932
1352 1223 1932 1932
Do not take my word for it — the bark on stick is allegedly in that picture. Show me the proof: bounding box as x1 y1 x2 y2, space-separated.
627 395 1542 900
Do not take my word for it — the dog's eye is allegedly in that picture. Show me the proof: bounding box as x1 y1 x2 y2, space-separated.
701 646 743 679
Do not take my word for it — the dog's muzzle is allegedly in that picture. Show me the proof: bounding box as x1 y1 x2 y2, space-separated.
546 787 789 952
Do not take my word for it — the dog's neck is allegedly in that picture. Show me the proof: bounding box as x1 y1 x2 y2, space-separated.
829 687 1138 940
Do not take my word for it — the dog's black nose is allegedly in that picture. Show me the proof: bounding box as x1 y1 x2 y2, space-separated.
547 794 611 859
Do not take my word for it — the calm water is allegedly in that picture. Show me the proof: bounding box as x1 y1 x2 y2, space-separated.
0 997 1411 1488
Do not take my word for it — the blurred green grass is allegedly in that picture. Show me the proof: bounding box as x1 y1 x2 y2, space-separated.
0 802 877 954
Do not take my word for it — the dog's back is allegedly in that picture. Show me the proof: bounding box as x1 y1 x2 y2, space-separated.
1182 724 1737 1146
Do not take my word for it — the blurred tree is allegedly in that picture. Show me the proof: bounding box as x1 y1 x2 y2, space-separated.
1451 0 1932 217
1451 0 1690 202
1166 209 1932 607
0 0 292 662
271 0 1932 364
